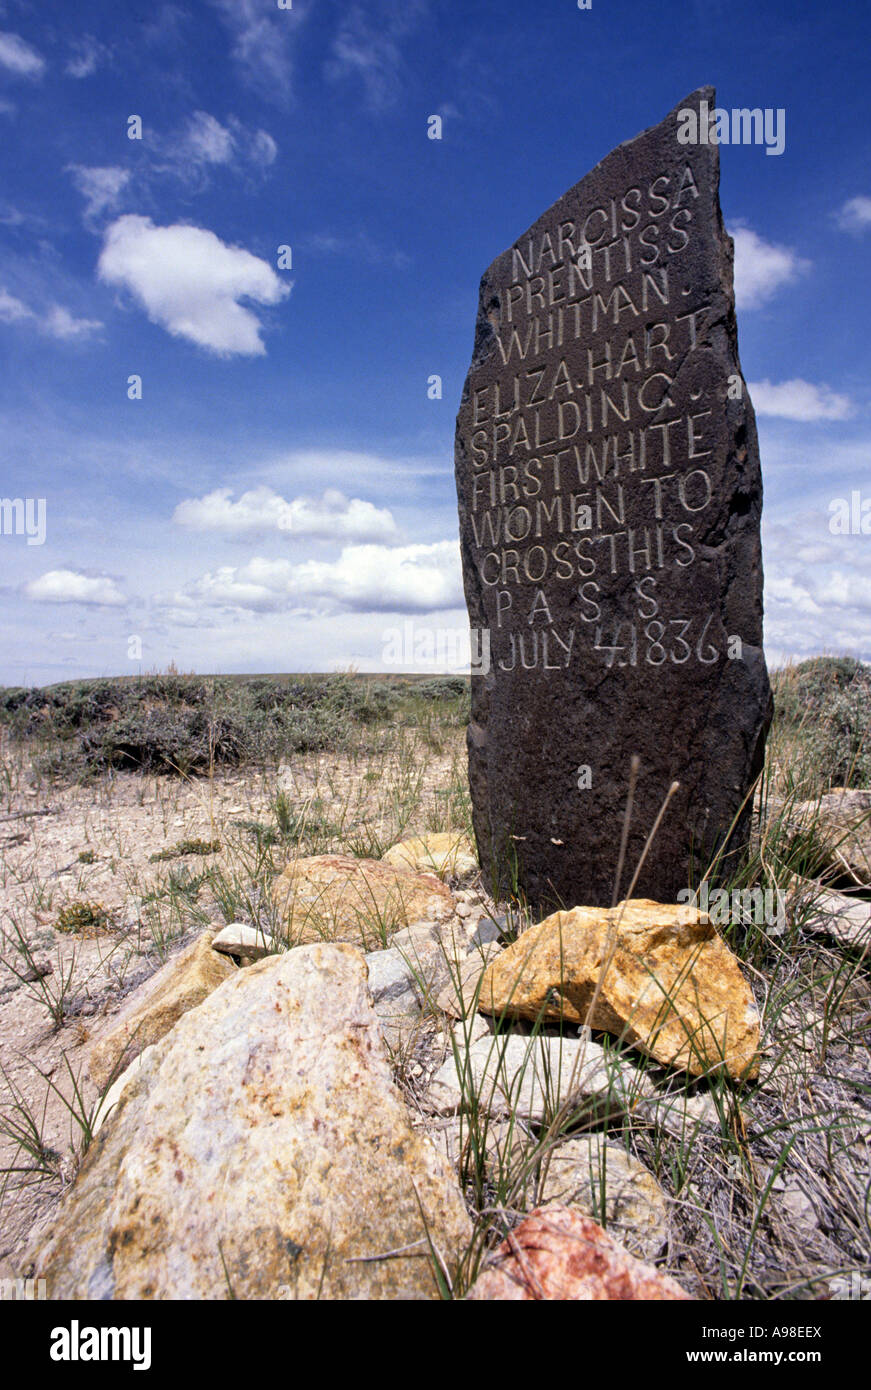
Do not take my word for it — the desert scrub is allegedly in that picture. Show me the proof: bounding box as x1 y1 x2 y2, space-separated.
55 900 111 936
150 838 222 863
772 657 871 793
0 673 420 781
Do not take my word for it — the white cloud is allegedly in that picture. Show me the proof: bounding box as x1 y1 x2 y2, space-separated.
250 129 278 166
97 215 291 356
327 1 428 111
161 540 462 616
65 35 109 78
0 32 45 78
42 305 103 341
211 0 299 103
0 289 101 340
749 378 853 422
836 196 871 234
292 541 461 611
184 111 235 165
762 503 871 664
162 114 277 180
173 486 398 542
0 288 34 323
308 229 410 268
26 570 126 607
68 165 131 222
731 225 810 309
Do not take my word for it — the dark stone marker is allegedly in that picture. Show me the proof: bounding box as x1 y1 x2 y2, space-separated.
455 87 772 913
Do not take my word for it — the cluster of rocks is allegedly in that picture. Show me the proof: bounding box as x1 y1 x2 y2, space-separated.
20 828 772 1301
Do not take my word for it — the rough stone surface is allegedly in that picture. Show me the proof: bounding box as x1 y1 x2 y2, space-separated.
271 853 454 949
636 1088 722 1141
535 1135 670 1260
424 1030 650 1121
28 944 472 1300
435 941 503 1019
478 898 760 1078
211 922 276 963
88 930 236 1090
91 1045 157 1137
365 946 426 1050
382 832 478 881
792 791 871 887
391 917 478 998
454 86 771 912
367 946 421 1007
465 1206 691 1300
796 883 871 949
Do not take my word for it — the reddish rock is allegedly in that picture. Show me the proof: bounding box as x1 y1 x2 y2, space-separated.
466 1205 692 1300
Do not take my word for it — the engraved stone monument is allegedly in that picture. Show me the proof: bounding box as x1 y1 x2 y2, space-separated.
455 87 772 912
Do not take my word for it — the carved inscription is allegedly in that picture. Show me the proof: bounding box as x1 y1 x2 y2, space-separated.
455 87 771 910
463 160 732 676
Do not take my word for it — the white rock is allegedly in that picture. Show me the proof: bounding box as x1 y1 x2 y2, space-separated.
29 944 472 1300
636 1089 721 1140
425 1032 651 1122
799 887 871 950
366 947 419 1007
211 922 276 963
92 1045 158 1137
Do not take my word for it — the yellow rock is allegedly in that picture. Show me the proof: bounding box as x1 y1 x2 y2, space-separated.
382 832 478 881
478 899 760 1080
272 853 454 950
88 931 235 1090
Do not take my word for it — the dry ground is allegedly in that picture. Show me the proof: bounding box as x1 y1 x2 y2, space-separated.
0 678 869 1300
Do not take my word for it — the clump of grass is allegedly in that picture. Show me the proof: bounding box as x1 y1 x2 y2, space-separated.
55 900 111 935
149 837 222 863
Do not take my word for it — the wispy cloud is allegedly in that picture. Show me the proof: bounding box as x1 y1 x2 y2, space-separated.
307 230 410 269
0 32 46 79
111 112 280 204
42 305 103 341
184 110 235 165
0 286 102 340
326 1 429 111
836 195 871 234
67 165 131 223
0 288 33 324
731 225 810 309
210 0 302 104
65 35 110 78
97 215 291 357
749 378 853 422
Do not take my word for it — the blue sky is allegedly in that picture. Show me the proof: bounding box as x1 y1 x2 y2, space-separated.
0 0 869 684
